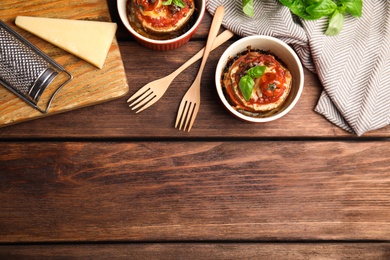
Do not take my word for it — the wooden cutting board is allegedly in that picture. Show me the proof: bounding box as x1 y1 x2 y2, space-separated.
0 0 129 127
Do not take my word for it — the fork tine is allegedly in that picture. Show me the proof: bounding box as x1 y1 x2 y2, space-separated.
176 101 198 131
175 100 188 130
181 102 194 131
128 89 154 108
129 91 153 108
128 88 152 106
127 86 151 103
186 104 198 132
132 94 157 113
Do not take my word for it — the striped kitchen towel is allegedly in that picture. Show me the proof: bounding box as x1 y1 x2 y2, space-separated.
206 1 390 136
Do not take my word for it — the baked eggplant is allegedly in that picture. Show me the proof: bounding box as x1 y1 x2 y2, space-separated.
221 47 292 117
128 0 195 39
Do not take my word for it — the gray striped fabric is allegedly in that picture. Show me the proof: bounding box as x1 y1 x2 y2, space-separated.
207 0 390 136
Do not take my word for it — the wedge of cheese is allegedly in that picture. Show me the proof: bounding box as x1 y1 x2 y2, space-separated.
15 16 117 69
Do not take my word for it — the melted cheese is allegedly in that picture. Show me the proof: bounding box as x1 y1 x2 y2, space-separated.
15 16 117 69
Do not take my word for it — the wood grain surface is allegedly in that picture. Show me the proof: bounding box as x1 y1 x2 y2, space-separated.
1 141 390 242
1 1 390 258
1 243 390 259
0 0 129 127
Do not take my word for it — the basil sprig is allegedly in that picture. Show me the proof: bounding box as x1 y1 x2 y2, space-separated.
242 0 362 36
239 65 266 101
242 0 255 17
162 0 185 8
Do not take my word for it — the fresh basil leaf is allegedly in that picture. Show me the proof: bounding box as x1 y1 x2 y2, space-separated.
239 75 255 101
305 0 323 5
249 0 361 36
173 0 185 8
279 0 318 20
162 0 172 5
243 0 255 17
278 0 295 6
247 65 266 79
325 9 345 36
338 0 362 17
306 0 337 19
163 0 185 8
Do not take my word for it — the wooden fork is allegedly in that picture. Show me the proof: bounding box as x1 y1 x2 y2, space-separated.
175 6 225 132
127 29 234 113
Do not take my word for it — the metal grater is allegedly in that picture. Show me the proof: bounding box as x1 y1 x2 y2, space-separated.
0 20 72 113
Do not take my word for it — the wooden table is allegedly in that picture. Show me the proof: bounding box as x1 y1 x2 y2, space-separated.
1 1 390 258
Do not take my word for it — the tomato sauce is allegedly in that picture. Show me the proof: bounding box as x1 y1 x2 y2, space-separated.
221 48 292 115
134 0 191 28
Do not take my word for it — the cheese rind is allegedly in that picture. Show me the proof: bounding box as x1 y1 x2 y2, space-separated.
15 16 117 69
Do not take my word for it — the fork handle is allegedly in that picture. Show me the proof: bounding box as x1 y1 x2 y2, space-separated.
194 6 225 81
170 29 233 79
